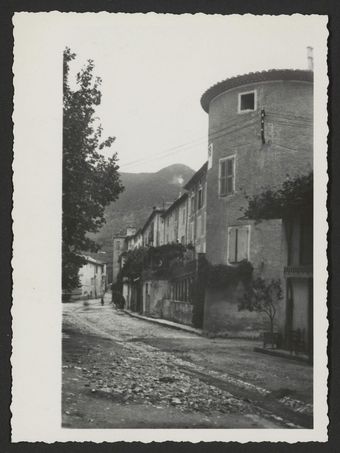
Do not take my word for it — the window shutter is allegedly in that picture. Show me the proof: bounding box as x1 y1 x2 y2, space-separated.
197 215 202 237
237 227 249 261
226 158 234 194
220 158 234 195
220 160 227 195
228 228 237 263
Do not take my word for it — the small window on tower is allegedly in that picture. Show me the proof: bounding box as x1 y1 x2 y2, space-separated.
238 90 256 112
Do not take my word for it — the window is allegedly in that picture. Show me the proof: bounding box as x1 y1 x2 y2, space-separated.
201 212 205 236
197 187 203 210
228 225 250 263
182 207 186 223
238 90 256 112
196 215 202 237
191 194 195 214
116 240 121 251
190 222 194 243
219 156 235 196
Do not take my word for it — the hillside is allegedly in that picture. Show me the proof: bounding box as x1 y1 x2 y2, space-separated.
89 163 195 281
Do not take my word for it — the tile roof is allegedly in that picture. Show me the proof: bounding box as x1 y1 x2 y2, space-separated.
141 208 165 233
201 69 313 113
184 162 208 190
162 192 188 216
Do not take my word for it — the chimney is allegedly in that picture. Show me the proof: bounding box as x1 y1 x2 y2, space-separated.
307 46 314 71
126 226 136 236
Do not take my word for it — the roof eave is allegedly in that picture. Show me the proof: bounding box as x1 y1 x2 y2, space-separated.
201 69 313 113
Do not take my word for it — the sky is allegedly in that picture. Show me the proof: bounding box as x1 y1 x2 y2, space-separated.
63 14 323 173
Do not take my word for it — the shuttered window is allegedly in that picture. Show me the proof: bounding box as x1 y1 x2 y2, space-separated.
196 215 202 238
219 156 235 196
191 194 195 214
198 187 203 209
201 212 205 236
228 226 250 263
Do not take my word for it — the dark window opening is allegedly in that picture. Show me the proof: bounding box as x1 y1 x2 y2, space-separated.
239 92 255 111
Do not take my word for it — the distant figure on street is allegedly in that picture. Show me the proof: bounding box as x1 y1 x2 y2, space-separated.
101 296 104 306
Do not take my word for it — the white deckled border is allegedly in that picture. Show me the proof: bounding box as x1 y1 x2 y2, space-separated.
11 12 329 442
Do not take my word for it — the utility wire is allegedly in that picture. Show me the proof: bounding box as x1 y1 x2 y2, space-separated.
121 119 254 168
120 110 311 171
121 117 259 170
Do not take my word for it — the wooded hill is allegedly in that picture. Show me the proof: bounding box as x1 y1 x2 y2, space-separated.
89 163 195 282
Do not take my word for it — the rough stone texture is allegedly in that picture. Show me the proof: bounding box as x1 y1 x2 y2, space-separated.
62 299 313 429
204 79 313 335
161 299 193 326
203 283 263 337
143 280 170 317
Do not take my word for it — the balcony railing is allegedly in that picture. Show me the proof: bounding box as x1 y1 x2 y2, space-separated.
284 265 313 278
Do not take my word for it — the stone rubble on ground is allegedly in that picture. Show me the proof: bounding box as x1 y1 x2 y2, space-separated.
63 337 264 417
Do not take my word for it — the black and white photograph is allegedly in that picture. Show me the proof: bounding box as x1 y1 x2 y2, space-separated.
11 12 328 442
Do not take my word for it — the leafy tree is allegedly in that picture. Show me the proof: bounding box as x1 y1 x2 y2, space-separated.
119 247 149 280
238 278 283 336
242 172 313 221
62 48 124 293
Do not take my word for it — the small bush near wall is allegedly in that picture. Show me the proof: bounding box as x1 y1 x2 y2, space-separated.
238 277 283 338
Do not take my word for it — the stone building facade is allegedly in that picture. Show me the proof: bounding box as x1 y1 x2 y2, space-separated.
74 256 107 299
112 69 313 348
112 235 127 285
184 162 207 253
162 193 188 245
200 69 313 339
141 208 165 247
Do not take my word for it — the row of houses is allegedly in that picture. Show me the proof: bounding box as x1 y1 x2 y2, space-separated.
112 67 313 359
112 162 207 259
63 255 107 301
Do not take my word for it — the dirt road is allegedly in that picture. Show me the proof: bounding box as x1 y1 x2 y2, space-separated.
62 298 313 429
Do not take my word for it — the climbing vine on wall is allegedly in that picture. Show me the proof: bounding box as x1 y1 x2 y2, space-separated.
119 243 188 281
203 259 253 289
242 171 313 221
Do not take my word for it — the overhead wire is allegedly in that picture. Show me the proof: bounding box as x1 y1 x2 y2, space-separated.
120 115 258 168
120 115 260 170
119 109 312 170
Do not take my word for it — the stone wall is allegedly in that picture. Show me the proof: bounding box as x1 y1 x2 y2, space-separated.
204 79 313 335
203 282 265 338
143 280 170 317
161 299 193 326
142 279 194 326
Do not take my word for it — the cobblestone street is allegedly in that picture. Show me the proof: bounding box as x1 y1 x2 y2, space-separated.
62 297 313 429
